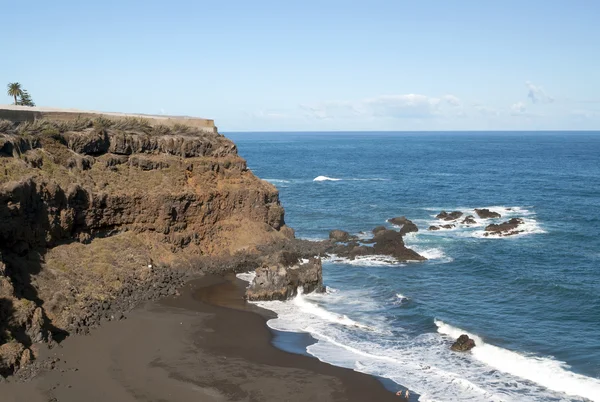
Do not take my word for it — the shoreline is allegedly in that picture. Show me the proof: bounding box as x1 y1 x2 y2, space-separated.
1 274 411 401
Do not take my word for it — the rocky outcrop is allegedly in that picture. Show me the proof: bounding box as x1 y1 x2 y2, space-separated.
246 257 323 301
436 211 463 221
329 230 352 242
461 215 476 225
475 208 501 219
428 224 455 231
451 334 476 352
484 218 525 237
328 226 425 262
0 117 293 376
388 216 419 236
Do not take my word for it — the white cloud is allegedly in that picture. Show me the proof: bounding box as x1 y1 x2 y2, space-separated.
301 93 463 120
526 81 554 104
252 110 290 119
570 109 600 118
511 101 527 114
299 102 359 119
473 103 500 116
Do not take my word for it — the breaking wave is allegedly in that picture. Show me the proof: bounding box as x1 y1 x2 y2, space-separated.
435 320 600 401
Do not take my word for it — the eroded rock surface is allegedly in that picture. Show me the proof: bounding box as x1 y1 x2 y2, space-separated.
484 218 525 237
0 117 293 376
246 256 323 301
475 208 501 219
451 334 476 352
436 211 463 221
388 216 419 236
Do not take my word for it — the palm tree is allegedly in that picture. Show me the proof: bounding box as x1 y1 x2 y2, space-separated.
7 82 23 105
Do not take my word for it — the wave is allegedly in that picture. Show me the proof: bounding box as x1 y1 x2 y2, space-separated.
253 286 599 401
409 246 453 262
313 176 389 182
471 217 546 239
235 271 256 283
254 289 374 331
264 178 291 183
313 176 342 181
394 293 409 305
435 320 600 401
417 206 545 239
324 254 404 266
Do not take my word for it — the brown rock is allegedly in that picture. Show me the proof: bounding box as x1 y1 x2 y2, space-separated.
475 208 501 219
461 215 476 225
451 334 476 352
388 216 419 236
436 211 463 221
485 218 525 236
246 258 324 301
329 230 351 242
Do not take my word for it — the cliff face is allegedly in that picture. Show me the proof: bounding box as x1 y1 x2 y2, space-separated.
0 117 292 375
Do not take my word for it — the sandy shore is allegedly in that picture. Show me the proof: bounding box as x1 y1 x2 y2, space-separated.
1 275 409 402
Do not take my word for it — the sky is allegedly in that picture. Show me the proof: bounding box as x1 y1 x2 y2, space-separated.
2 0 599 131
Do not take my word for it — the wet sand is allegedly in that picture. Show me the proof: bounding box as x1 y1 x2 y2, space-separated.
1 275 410 401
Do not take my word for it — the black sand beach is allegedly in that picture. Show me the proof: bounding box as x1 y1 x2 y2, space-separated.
1 275 408 401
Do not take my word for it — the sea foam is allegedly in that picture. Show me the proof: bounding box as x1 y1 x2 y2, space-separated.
313 175 342 181
435 320 600 401
252 286 599 401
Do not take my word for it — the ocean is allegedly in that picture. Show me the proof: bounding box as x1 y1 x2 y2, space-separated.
227 132 600 402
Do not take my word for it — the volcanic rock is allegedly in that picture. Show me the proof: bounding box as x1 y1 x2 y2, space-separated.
436 211 463 221
484 218 525 236
246 257 323 301
329 230 351 242
388 216 419 236
461 215 477 225
451 334 476 352
372 226 387 235
475 208 501 219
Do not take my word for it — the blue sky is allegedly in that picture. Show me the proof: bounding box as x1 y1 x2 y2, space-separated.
2 0 599 131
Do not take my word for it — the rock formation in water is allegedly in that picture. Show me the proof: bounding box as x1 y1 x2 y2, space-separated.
388 216 419 236
484 218 525 237
474 208 501 219
0 116 294 376
436 211 463 221
327 224 425 262
451 334 476 352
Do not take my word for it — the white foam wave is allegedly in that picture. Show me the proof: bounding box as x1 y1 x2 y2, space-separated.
253 287 597 401
235 271 256 283
417 206 545 240
394 293 409 304
264 178 291 183
313 175 342 181
435 320 600 401
324 254 404 266
411 246 453 262
471 218 546 239
254 289 374 332
313 176 389 182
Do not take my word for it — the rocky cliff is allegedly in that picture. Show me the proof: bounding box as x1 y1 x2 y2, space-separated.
0 116 293 376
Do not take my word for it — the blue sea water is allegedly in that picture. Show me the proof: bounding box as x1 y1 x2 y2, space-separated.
228 132 600 402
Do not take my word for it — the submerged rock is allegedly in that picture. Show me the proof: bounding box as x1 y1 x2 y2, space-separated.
246 257 323 301
475 208 501 219
436 211 463 221
451 334 476 352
